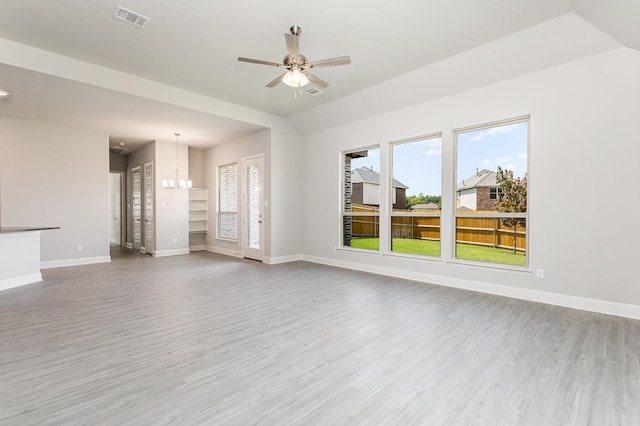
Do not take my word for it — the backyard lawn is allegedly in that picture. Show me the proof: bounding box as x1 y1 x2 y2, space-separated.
350 238 526 266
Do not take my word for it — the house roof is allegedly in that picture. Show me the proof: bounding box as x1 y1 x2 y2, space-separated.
457 169 499 191
411 203 439 210
352 167 408 189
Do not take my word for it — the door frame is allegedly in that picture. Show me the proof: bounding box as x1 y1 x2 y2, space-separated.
241 154 264 262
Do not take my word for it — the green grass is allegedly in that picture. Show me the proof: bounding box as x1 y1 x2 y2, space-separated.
349 238 526 266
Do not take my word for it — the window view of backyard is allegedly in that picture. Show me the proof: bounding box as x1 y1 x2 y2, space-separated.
342 117 528 268
455 119 528 266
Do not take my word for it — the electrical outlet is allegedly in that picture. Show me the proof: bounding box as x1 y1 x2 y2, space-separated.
536 268 544 279
76 244 83 252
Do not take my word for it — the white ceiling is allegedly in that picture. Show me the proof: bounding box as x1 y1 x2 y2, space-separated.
0 0 637 150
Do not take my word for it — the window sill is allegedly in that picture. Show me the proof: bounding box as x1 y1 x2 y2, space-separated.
447 258 531 275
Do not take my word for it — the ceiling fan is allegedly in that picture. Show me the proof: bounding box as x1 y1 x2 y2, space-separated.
238 25 351 89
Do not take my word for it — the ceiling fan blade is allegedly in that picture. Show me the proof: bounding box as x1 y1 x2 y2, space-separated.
284 33 300 63
266 72 287 88
304 56 351 69
238 57 282 67
304 72 330 88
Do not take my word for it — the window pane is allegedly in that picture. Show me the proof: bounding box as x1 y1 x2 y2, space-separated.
455 217 526 266
455 120 528 266
219 213 237 240
343 147 380 250
456 122 528 213
344 215 380 250
391 137 441 256
391 216 440 256
218 163 237 240
219 163 237 212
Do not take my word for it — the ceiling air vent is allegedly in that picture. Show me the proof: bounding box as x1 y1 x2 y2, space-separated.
114 6 150 29
306 88 324 96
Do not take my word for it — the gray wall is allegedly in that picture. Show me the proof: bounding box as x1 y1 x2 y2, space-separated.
301 47 640 308
0 116 109 263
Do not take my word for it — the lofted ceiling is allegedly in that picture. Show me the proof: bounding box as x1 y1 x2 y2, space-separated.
0 0 637 150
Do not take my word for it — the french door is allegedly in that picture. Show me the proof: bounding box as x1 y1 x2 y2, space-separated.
242 155 264 261
132 166 142 250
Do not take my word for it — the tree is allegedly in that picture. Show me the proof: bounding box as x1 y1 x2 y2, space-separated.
495 167 527 253
405 193 442 210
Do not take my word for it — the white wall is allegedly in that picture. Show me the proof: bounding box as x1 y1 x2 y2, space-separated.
205 130 270 258
458 189 477 210
302 47 640 313
0 116 109 265
269 122 302 262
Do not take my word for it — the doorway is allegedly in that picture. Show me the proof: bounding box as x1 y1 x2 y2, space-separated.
242 154 264 262
109 171 125 246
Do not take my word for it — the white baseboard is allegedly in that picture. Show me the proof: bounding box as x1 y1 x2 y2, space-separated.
154 248 190 257
301 254 640 320
264 254 302 265
189 245 205 252
0 273 43 292
41 256 111 269
204 245 243 258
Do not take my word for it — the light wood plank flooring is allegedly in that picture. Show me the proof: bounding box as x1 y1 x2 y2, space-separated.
1 248 639 425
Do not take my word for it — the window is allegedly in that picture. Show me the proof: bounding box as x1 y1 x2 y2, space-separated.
455 117 529 267
489 187 503 200
342 147 380 251
218 163 238 240
390 136 442 257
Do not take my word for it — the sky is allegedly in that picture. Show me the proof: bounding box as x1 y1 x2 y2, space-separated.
350 121 528 197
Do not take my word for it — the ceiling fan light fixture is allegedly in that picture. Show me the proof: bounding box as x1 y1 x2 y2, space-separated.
282 68 309 88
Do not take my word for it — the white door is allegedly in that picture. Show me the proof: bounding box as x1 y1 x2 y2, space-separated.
242 155 264 261
109 172 123 246
143 162 154 255
132 166 142 251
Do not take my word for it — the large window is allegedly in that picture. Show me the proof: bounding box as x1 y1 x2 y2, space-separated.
390 136 442 257
218 163 238 240
342 147 380 251
455 117 529 267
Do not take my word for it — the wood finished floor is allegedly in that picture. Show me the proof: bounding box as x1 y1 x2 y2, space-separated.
1 248 639 425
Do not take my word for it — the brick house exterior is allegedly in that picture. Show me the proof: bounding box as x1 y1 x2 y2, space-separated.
456 169 502 211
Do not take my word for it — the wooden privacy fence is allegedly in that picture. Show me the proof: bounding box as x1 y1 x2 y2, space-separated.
349 204 526 252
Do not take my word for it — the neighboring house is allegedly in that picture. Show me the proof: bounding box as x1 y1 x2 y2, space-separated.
411 203 439 210
351 166 408 209
456 169 502 211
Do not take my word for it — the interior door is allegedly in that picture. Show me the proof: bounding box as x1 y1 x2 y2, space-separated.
132 166 142 251
242 155 264 261
143 162 154 255
109 172 122 246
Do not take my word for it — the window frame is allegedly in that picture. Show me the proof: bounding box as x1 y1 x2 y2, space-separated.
452 115 530 270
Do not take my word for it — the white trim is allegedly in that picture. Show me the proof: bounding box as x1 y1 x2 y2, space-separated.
189 245 205 252
205 245 242 258
301 254 640 320
0 273 43 292
41 256 111 269
125 242 133 249
154 248 190 257
264 254 302 265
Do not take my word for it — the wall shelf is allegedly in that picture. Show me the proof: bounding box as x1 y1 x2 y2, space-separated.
189 188 209 234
